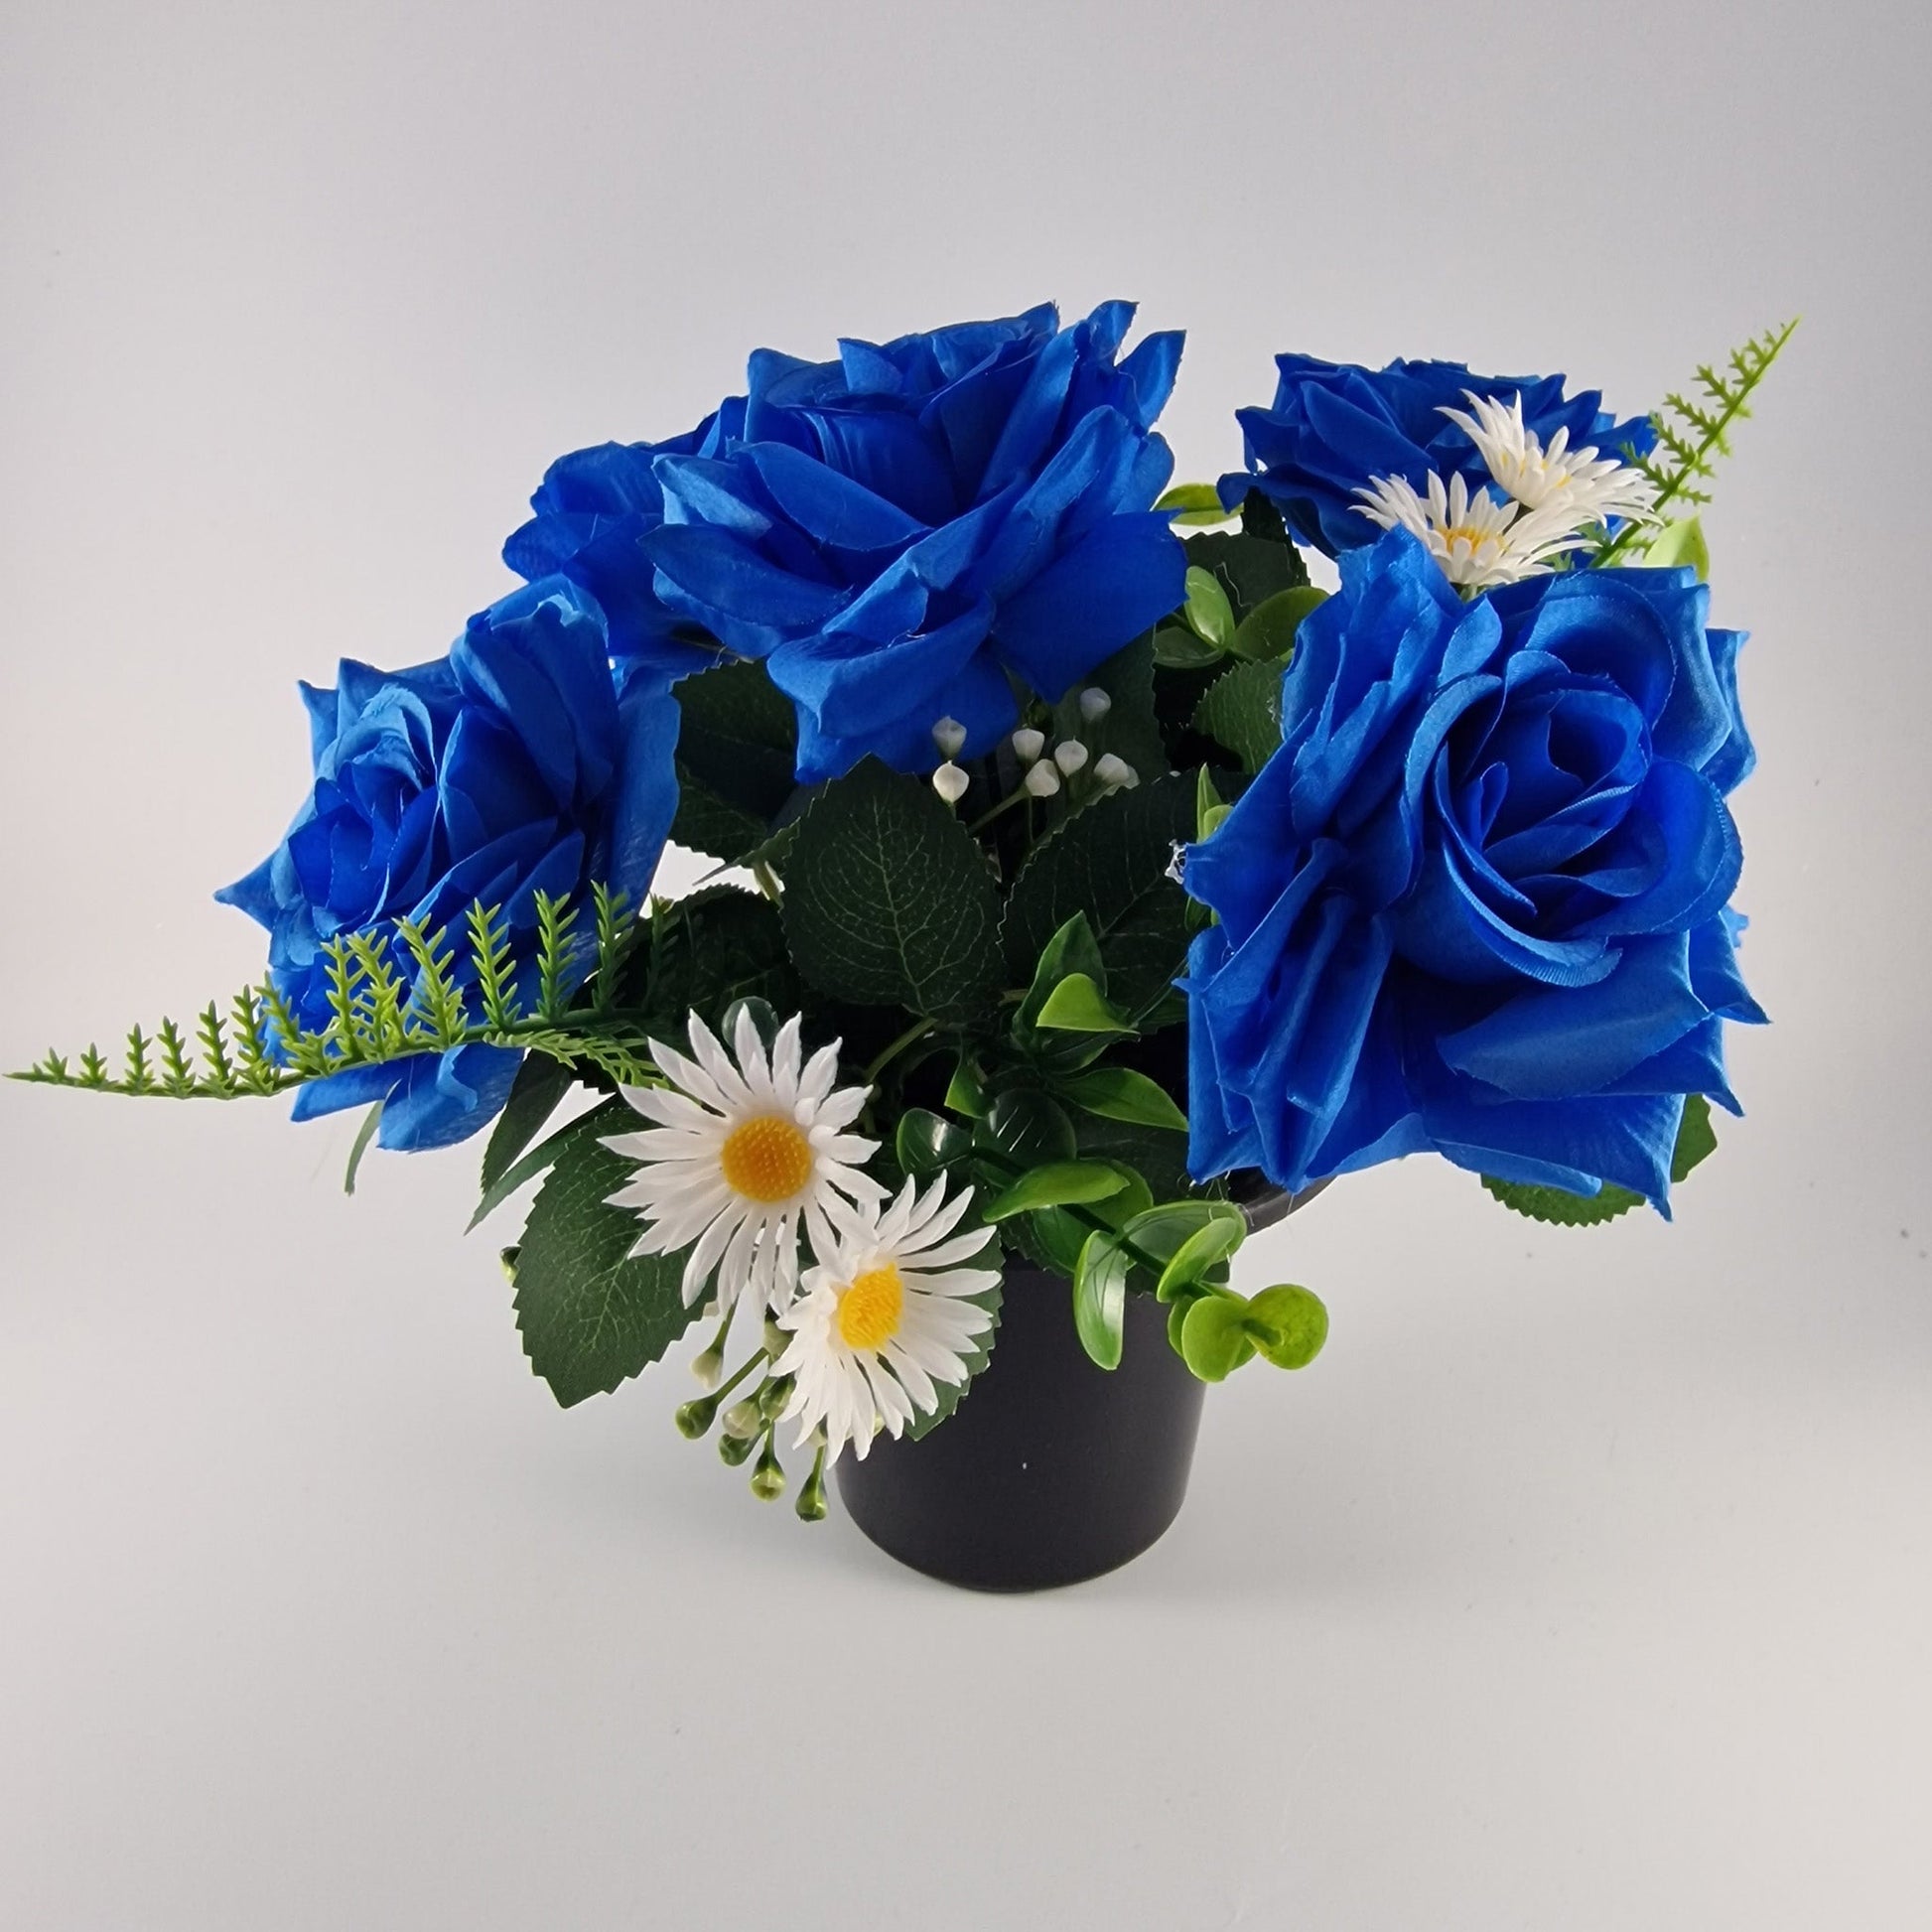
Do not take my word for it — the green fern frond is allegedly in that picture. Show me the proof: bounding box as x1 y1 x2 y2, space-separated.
1597 318 1798 563
15 885 672 1105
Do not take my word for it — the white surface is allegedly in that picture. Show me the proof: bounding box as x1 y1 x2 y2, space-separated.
2 2 1929 1926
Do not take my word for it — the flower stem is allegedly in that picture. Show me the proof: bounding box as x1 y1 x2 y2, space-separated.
966 787 1030 836
863 1016 938 1086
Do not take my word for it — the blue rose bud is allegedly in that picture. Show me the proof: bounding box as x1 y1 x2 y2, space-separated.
216 577 680 1151
641 301 1187 780
1182 528 1764 1210
1221 352 1656 557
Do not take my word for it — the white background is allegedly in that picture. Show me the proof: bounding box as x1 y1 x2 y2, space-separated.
3 2 1928 1926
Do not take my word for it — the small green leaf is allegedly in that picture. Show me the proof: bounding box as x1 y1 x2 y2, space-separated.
1035 973 1136 1035
482 1050 576 1194
1156 482 1237 527
1152 622 1226 669
1228 585 1326 661
897 1107 973 1176
1156 1214 1245 1299
1671 1092 1718 1182
1194 657 1286 774
343 1101 384 1196
1072 1230 1131 1370
1179 1294 1256 1381
1185 524 1310 621
1122 1199 1245 1270
974 1089 1077 1168
1183 566 1236 650
983 1161 1130 1221
1057 1065 1187 1133
1242 1284 1328 1368
1643 515 1711 580
1014 912 1108 1042
945 1055 988 1120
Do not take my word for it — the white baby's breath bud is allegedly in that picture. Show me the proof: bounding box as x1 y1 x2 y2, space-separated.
1053 739 1089 775
1024 760 1062 798
1011 728 1046 763
690 1340 726 1391
930 716 967 759
1093 754 1139 790
931 761 970 806
1078 687 1112 723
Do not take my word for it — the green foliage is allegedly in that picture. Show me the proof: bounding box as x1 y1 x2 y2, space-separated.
1072 1228 1132 1369
482 1053 577 1194
510 1101 704 1407
1481 1096 1719 1226
781 757 1003 1021
1229 586 1325 662
1055 1065 1187 1133
669 659 801 863
896 1107 974 1176
1156 1213 1245 1299
1244 1285 1328 1369
1194 656 1287 774
1001 772 1198 1013
624 886 798 1038
974 1089 1078 1168
1182 566 1237 651
1154 482 1238 527
1644 515 1711 580
982 1161 1130 1221
1596 320 1798 562
1048 633 1166 789
1035 973 1135 1035
1178 1293 1255 1380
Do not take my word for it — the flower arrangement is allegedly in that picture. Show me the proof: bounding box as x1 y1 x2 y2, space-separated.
21 304 1791 1541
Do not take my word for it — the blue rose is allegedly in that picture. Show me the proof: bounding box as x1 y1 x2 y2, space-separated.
217 577 680 1151
641 301 1186 780
502 402 749 679
1183 530 1764 1208
1221 353 1656 557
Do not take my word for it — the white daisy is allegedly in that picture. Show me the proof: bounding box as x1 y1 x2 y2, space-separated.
1437 389 1660 528
771 1179 1001 1462
1354 470 1587 590
605 1009 885 1320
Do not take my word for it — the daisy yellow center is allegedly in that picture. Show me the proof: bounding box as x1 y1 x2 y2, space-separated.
718 1114 813 1203
835 1262 904 1351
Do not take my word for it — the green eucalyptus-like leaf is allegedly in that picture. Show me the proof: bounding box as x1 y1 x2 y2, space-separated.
781 757 1003 1021
1243 1284 1327 1369
1156 482 1238 526
983 1161 1130 1221
1072 1229 1131 1370
511 1103 702 1407
1179 1293 1256 1381
1156 1213 1246 1299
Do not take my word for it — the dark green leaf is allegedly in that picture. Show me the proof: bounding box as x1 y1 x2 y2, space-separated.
1672 1093 1718 1182
619 886 797 1035
1074 1113 1195 1203
1057 1065 1187 1133
974 1089 1077 1168
1243 1284 1327 1369
1002 773 1198 1012
1194 658 1286 774
983 1161 1129 1221
1153 622 1225 670
781 758 1003 1020
1048 632 1166 788
469 1101 594 1231
482 1052 576 1192
511 1103 703 1407
1179 1294 1256 1381
1072 1230 1131 1370
1480 1174 1643 1225
897 1107 973 1176
669 660 801 861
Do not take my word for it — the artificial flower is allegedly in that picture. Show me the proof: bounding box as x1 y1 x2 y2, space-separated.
1435 390 1660 526
1221 352 1655 557
1353 470 1587 589
605 1010 885 1318
216 577 681 1151
772 1180 1001 1461
501 401 747 679
1182 527 1763 1209
642 302 1186 780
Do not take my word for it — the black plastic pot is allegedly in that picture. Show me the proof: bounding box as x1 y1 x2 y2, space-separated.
836 1257 1205 1590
